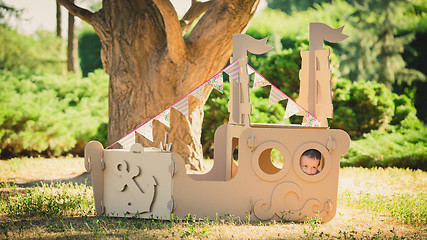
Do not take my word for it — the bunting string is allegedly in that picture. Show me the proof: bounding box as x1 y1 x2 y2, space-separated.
110 60 321 149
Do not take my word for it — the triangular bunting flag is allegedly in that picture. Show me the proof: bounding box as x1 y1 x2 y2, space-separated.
118 131 135 149
223 60 240 83
269 86 288 107
190 83 205 100
303 112 321 127
253 72 270 90
154 108 170 128
284 100 303 119
172 96 189 117
247 66 255 75
136 119 154 142
207 73 223 93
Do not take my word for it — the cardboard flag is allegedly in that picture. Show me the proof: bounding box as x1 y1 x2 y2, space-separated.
303 112 321 127
253 72 270 90
172 96 189 117
207 73 223 93
118 131 135 149
268 86 288 107
155 108 170 128
284 100 303 119
190 83 205 100
136 119 154 142
223 60 240 83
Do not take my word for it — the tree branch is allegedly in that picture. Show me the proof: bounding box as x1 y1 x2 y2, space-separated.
180 0 212 36
152 0 186 63
56 0 96 25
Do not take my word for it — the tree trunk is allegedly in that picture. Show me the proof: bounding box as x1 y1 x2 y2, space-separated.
56 1 61 37
67 0 77 72
57 0 260 171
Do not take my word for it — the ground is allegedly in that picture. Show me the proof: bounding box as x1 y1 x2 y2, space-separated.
0 157 426 239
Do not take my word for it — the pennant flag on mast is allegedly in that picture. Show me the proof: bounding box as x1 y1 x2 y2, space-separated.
118 131 135 149
172 96 189 117
253 72 270 90
269 86 288 107
190 83 205 100
207 73 223 93
284 100 303 119
136 119 154 142
223 60 240 83
154 108 171 128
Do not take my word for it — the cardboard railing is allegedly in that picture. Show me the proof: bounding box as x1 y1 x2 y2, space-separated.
84 22 351 222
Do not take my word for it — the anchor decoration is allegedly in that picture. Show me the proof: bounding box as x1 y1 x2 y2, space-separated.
113 159 157 214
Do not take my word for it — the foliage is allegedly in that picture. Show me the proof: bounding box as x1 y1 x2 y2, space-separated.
202 81 287 158
0 69 108 158
267 0 332 15
78 24 102 77
330 79 395 139
339 0 426 89
0 182 94 217
341 127 427 170
0 25 65 74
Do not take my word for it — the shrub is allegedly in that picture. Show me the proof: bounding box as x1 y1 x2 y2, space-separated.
0 69 108 158
0 25 65 74
78 25 103 77
342 127 427 171
330 79 395 139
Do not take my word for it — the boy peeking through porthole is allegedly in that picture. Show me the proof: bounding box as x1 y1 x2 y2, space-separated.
300 149 322 175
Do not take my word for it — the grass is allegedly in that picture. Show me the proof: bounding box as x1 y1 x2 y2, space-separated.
0 157 426 239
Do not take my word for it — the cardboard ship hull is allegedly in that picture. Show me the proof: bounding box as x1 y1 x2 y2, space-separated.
85 124 350 222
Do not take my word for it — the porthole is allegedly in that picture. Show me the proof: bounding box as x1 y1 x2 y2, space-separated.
293 142 331 183
251 141 291 182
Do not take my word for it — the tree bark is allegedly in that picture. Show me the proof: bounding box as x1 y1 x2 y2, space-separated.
57 0 260 171
67 0 77 72
56 1 62 37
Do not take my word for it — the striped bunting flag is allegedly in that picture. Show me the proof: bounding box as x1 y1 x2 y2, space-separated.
268 86 288 107
190 83 205 100
284 100 303 119
207 73 224 93
118 131 135 149
223 60 240 83
303 112 321 127
253 72 270 90
136 119 154 142
172 96 189 117
155 108 170 128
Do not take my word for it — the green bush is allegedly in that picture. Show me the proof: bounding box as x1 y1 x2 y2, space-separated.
78 25 103 77
0 69 108 158
342 127 427 171
330 79 395 139
0 25 65 74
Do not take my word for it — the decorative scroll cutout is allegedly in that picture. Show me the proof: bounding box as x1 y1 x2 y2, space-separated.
253 181 331 221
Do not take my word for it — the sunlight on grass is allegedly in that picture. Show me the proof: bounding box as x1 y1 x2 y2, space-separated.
338 167 427 228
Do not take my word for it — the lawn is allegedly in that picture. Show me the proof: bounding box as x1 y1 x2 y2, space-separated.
0 157 426 239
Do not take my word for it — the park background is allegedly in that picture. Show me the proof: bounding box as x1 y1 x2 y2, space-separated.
0 0 426 239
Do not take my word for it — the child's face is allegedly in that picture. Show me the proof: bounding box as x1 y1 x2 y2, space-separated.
300 156 320 175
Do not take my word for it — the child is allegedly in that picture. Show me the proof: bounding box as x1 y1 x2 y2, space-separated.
300 149 321 175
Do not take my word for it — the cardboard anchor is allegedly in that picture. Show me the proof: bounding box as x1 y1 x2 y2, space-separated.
84 23 351 222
